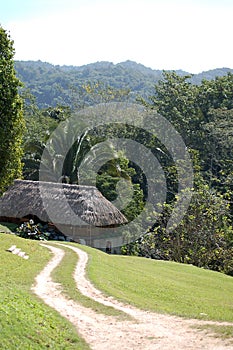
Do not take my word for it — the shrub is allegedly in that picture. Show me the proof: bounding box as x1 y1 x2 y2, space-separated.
16 220 50 240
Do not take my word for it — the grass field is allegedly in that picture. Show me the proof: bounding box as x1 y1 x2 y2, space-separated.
0 233 90 350
50 243 130 320
1 225 233 347
70 243 233 323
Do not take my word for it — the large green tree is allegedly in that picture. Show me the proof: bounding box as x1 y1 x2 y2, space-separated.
140 71 233 198
0 26 24 194
127 72 233 273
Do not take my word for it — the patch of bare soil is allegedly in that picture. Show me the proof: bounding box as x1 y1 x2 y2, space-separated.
31 244 233 350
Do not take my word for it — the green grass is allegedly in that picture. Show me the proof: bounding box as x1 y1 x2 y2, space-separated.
50 243 130 320
1 231 233 348
194 324 233 344
0 233 90 350
0 221 18 233
70 243 233 322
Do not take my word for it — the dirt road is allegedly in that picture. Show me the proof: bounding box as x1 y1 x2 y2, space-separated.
31 244 233 350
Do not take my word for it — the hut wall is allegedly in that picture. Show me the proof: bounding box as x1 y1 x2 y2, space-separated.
56 224 123 250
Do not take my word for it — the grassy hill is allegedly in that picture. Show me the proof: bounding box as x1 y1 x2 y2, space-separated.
0 229 233 348
71 244 233 322
0 232 89 350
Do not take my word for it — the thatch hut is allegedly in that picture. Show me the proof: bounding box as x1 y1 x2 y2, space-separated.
0 180 127 247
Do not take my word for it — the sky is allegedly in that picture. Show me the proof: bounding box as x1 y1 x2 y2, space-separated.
1 0 233 73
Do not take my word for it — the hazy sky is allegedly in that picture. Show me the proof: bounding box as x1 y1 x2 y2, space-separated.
1 0 233 73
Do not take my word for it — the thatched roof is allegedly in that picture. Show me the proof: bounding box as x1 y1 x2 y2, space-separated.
0 180 127 227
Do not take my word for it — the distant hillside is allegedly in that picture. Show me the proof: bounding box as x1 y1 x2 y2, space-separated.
14 60 233 109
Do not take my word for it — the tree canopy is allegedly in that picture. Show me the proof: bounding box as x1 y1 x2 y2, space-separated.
132 71 233 274
0 26 24 194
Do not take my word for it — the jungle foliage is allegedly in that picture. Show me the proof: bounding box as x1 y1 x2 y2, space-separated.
0 27 25 194
12 58 233 275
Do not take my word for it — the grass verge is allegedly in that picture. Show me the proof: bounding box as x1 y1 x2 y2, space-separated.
0 233 90 350
194 324 233 344
50 243 131 320
0 222 18 233
70 243 233 322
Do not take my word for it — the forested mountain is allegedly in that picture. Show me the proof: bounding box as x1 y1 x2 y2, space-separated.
14 60 233 109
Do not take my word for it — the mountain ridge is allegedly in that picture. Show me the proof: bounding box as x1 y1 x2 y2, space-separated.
14 59 233 108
